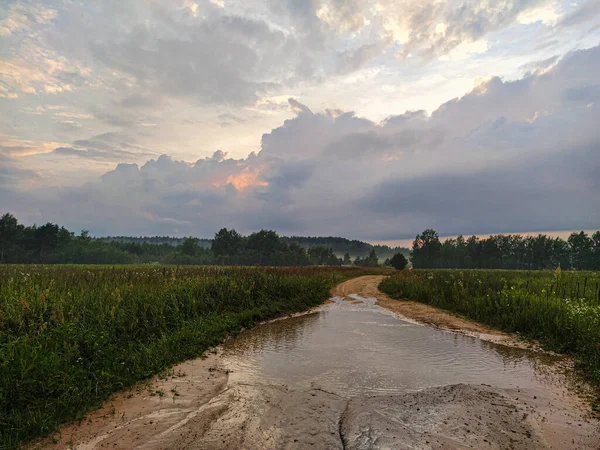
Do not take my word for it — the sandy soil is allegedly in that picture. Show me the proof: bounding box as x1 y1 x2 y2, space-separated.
31 352 230 450
31 276 599 449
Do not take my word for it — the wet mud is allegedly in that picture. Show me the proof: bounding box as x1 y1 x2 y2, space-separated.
37 276 599 449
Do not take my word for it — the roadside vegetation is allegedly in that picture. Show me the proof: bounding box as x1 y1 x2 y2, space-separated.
379 269 600 395
0 265 388 448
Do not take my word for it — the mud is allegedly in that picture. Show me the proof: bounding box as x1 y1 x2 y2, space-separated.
342 384 547 449
36 276 599 449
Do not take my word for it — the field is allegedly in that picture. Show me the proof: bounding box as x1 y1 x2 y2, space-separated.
380 269 600 392
0 265 389 448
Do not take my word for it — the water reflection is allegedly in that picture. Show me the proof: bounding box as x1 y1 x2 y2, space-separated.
222 297 570 397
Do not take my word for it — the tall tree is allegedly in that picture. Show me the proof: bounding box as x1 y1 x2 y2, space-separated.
34 222 60 261
246 230 285 255
411 229 442 268
0 213 20 262
363 248 379 267
568 231 593 270
212 228 243 256
343 252 352 265
592 231 600 270
389 252 408 270
180 236 199 256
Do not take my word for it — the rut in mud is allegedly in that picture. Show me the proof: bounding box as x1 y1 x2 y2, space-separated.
39 276 599 450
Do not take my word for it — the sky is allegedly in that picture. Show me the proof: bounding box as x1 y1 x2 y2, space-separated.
1 0 599 241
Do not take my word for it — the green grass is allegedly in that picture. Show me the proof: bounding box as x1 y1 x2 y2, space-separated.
379 269 600 388
0 265 385 449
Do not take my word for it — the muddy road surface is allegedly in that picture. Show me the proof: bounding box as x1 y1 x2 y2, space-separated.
39 276 599 449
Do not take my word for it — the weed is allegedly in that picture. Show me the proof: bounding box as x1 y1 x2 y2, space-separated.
0 264 378 448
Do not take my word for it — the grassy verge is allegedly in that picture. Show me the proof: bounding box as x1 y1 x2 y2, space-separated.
379 269 600 397
0 265 382 448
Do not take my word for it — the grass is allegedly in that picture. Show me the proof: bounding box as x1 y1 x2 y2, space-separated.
0 265 388 449
379 269 600 391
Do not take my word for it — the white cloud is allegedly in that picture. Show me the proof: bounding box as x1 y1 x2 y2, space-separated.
439 39 490 61
518 3 561 25
55 112 92 119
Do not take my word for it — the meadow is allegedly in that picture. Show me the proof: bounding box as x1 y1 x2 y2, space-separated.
0 265 388 448
379 269 600 393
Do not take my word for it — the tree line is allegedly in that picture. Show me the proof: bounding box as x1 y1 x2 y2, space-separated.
411 229 600 270
101 234 409 261
0 213 395 267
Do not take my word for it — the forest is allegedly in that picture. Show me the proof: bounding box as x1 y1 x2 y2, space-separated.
411 229 600 270
3 213 599 270
101 235 408 261
0 213 391 267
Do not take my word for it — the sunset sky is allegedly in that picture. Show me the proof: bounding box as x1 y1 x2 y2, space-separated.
1 0 599 241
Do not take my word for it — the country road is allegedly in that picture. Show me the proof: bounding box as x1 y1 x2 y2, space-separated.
35 277 599 450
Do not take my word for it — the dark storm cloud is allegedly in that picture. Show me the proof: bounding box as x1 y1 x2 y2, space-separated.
359 146 600 237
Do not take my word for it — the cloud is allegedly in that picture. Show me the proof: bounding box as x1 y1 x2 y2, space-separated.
397 0 548 59
306 0 554 61
288 98 314 115
358 144 600 237
2 0 563 108
3 0 595 167
336 38 392 74
59 5 319 107
0 155 39 187
519 55 559 74
558 0 600 28
2 2 599 239
217 112 248 126
0 2 57 37
0 140 65 157
52 146 148 161
48 131 157 161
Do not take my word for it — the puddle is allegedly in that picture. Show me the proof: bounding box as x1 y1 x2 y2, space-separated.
210 295 598 449
221 296 566 397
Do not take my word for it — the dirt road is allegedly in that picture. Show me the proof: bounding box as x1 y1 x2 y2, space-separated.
34 276 598 449
331 275 535 349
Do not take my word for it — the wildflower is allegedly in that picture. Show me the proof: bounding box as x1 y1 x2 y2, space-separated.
19 297 30 309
